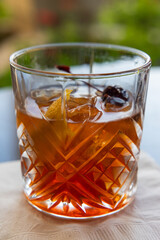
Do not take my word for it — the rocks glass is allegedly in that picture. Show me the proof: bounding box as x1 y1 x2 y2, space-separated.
10 43 151 219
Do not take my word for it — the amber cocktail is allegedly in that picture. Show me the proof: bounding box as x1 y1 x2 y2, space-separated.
10 43 151 218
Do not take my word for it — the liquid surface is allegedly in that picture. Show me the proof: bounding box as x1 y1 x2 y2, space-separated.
16 92 142 218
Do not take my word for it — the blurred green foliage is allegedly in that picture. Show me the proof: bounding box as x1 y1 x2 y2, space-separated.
98 0 160 65
0 70 11 88
0 1 10 19
46 0 160 65
1 0 160 88
47 21 90 43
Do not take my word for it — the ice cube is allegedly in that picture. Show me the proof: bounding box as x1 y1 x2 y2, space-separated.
101 93 133 113
101 86 132 112
25 97 42 118
31 87 62 103
67 97 102 122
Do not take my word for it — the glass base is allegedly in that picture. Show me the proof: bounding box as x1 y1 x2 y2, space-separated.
25 186 136 219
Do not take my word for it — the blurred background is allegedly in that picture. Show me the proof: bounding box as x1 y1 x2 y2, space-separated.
0 0 160 87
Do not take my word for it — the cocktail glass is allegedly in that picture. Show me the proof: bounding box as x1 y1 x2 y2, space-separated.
10 43 151 219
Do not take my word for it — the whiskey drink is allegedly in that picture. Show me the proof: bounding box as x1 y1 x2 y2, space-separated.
16 88 141 218
10 43 151 218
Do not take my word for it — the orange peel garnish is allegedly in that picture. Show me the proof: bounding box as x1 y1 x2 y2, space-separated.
45 89 73 142
45 89 72 119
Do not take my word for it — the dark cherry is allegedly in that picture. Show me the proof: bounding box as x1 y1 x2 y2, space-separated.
56 65 71 73
102 86 129 107
106 96 126 107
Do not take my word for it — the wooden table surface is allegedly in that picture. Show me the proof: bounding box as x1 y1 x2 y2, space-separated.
0 67 159 165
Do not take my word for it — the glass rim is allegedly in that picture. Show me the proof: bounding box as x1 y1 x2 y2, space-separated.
9 42 151 78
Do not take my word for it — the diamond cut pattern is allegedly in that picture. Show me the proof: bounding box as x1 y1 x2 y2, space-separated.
58 162 75 178
82 133 138 198
18 114 141 216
